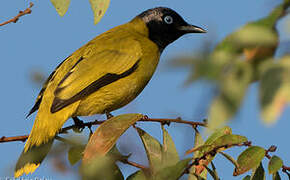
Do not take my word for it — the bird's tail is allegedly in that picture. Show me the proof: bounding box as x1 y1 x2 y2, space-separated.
14 99 79 177
14 140 53 178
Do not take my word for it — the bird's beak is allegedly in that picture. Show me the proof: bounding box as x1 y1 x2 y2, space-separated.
178 24 207 33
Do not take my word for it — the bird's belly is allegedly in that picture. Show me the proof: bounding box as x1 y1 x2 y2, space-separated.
74 73 149 116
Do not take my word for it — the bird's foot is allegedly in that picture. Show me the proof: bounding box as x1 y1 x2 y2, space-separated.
72 117 85 132
105 111 114 119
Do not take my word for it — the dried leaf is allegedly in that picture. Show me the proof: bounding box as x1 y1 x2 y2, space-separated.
83 113 143 163
50 0 70 16
89 0 110 24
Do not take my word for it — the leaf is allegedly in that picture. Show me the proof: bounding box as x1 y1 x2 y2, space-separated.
212 134 247 150
187 126 232 156
108 145 131 161
68 145 85 165
272 172 281 180
268 155 283 174
259 56 290 124
50 0 70 16
83 113 143 163
243 175 251 180
234 146 266 176
89 0 110 24
230 25 278 48
219 152 239 169
204 126 232 145
136 127 162 174
126 170 147 180
155 159 191 180
208 61 252 130
81 155 124 180
162 126 179 167
251 163 265 180
188 130 207 180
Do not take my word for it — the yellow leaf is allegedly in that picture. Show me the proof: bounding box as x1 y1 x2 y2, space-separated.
89 0 110 24
50 0 70 16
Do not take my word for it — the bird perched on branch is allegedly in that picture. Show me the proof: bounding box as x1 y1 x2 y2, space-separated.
15 7 206 177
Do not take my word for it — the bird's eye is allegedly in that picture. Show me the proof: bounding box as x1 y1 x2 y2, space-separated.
163 16 173 24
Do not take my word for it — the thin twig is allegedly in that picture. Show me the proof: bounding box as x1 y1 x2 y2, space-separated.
120 159 147 169
140 115 207 127
0 116 205 143
0 135 28 143
0 2 34 27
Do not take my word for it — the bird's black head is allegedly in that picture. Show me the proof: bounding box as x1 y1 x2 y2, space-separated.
138 7 206 51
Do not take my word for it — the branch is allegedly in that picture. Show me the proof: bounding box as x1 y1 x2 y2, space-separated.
0 135 29 143
140 115 207 127
0 115 205 143
0 2 34 27
119 159 147 169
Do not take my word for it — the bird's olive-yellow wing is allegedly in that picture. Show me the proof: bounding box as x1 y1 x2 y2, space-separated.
51 39 142 113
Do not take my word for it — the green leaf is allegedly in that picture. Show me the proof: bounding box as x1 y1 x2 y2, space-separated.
50 0 70 16
155 159 191 180
251 163 265 180
272 172 281 180
234 146 266 176
230 25 278 48
212 134 247 150
89 0 110 24
268 155 283 174
243 175 251 180
204 126 232 145
162 126 179 167
219 152 239 169
83 113 143 163
68 145 85 165
126 170 147 180
81 156 124 180
259 56 290 124
136 127 162 174
187 126 232 156
208 62 252 130
188 130 207 180
108 145 131 161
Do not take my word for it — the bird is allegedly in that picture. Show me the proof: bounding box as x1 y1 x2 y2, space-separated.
14 7 206 177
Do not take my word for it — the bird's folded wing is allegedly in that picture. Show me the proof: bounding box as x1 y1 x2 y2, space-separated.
50 39 143 113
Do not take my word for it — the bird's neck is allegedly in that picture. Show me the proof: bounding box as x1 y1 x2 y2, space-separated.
129 17 150 38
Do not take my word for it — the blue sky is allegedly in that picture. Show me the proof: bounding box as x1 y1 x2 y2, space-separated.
1 0 290 179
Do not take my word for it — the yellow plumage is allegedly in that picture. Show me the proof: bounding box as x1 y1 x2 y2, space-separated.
15 17 159 177
15 7 206 177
